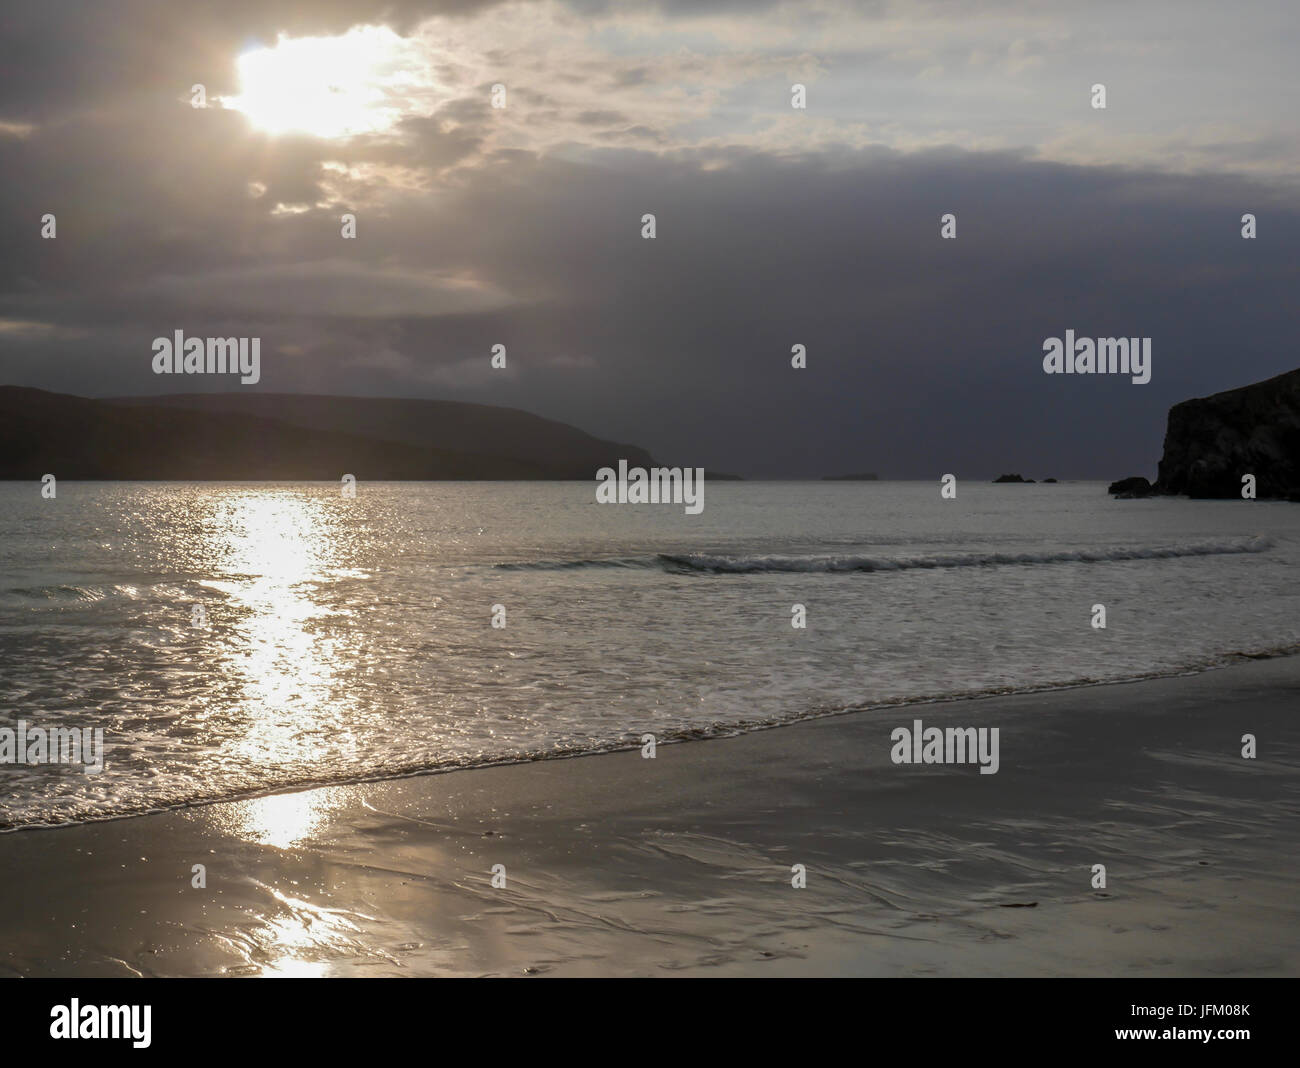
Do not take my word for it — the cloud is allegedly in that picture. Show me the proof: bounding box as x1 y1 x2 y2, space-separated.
0 0 1297 478
135 261 518 317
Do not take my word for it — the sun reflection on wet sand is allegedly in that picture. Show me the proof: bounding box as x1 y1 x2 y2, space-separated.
246 883 373 977
224 787 347 849
203 786 374 975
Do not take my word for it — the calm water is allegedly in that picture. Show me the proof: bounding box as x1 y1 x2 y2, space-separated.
1 481 1297 828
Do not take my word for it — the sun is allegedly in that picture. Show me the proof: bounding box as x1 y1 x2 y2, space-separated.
224 26 411 139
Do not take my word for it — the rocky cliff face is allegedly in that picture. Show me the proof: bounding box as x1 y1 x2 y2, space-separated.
1154 368 1300 499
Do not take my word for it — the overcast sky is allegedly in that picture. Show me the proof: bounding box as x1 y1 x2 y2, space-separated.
1 0 1296 477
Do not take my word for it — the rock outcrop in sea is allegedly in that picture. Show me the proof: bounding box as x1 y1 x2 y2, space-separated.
1108 476 1153 498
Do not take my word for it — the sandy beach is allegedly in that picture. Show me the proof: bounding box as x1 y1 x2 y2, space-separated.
2 655 1297 978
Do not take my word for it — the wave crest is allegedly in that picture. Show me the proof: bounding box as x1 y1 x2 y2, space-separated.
497 537 1273 575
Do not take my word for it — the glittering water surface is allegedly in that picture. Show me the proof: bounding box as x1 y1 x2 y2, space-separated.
1 481 1296 827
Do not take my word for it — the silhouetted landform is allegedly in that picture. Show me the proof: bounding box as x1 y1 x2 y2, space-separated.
822 472 879 480
0 387 661 481
993 473 1035 483
1108 476 1153 498
110 390 659 480
1043 478 1058 483
1151 368 1300 500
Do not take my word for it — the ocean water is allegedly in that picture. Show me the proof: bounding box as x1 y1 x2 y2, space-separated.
1 480 1296 829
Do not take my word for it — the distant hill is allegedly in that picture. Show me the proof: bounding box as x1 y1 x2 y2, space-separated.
821 472 879 481
0 387 659 481
110 391 658 480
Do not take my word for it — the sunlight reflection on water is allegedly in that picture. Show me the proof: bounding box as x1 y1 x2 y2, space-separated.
1 481 1297 829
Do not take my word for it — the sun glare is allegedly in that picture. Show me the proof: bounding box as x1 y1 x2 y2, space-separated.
225 26 411 139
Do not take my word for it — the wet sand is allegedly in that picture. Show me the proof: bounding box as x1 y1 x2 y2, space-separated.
1 656 1297 977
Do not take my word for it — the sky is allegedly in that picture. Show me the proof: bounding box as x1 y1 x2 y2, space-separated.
0 0 1296 477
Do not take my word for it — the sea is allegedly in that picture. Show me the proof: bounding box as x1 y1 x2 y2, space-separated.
1 480 1296 829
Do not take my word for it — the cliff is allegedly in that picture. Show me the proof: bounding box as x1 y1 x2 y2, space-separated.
1154 368 1300 499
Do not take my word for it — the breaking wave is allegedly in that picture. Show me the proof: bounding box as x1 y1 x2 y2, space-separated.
496 537 1273 575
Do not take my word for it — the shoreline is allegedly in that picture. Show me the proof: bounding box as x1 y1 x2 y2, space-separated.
2 654 1297 976
5 643 1298 836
